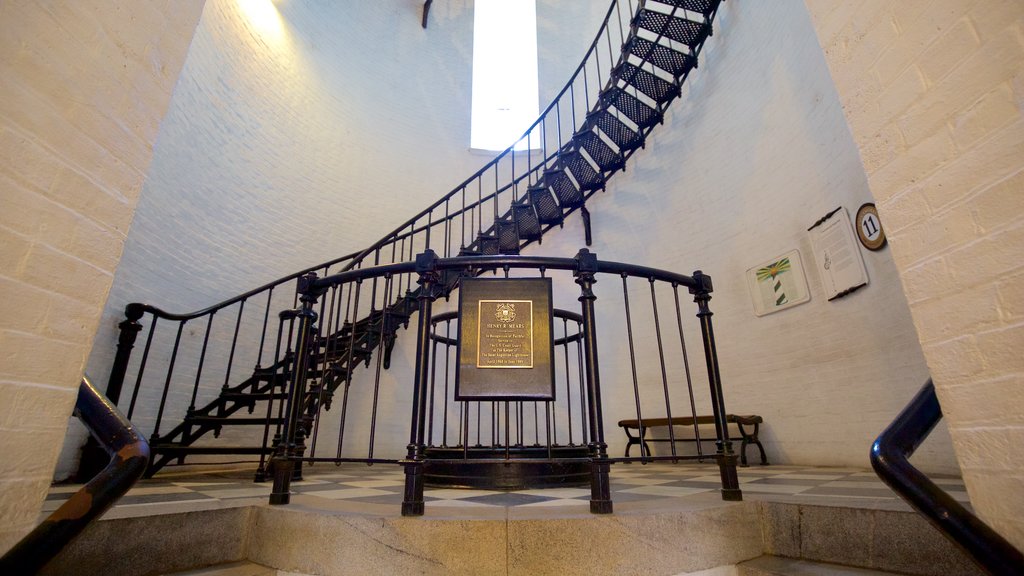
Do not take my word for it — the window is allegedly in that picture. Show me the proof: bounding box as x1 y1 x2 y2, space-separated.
470 0 539 151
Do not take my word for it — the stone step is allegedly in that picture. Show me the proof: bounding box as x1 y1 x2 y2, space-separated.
738 555 906 576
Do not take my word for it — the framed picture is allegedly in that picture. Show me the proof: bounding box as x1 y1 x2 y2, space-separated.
746 250 811 316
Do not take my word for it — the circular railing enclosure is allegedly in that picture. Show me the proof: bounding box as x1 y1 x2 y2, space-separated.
267 250 742 516
422 309 590 490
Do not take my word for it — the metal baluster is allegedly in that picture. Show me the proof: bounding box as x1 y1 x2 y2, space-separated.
223 300 246 391
427 321 439 446
673 284 702 460
152 321 186 440
442 320 452 447
127 318 157 420
576 323 589 445
187 312 216 412
336 279 362 459
563 316 574 445
255 315 290 482
309 284 339 459
368 274 393 459
257 287 275 368
575 249 612 513
402 250 439 516
650 279 677 458
690 271 741 501
621 274 646 460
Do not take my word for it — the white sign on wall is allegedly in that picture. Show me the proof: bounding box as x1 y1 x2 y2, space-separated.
808 207 869 300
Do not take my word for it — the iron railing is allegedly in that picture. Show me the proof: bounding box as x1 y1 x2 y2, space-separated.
83 0 725 477
0 376 149 574
267 250 741 516
871 380 1024 576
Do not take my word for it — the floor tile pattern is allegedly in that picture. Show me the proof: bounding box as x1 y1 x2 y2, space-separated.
44 462 969 515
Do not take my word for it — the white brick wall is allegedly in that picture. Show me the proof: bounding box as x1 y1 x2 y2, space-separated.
59 0 610 476
805 0 1024 550
0 0 204 554
529 0 954 472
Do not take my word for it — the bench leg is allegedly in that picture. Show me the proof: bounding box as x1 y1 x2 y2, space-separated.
739 438 750 467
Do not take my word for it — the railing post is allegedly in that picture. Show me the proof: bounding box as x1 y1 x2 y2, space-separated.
574 248 612 514
76 304 146 481
402 249 438 516
270 273 321 505
690 270 742 501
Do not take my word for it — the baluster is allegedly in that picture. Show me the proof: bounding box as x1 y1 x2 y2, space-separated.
336 279 362 459
402 250 439 516
309 284 340 459
574 249 611 514
427 320 439 446
442 320 452 447
270 273 323 505
673 284 702 459
152 321 186 440
255 315 290 482
621 274 646 459
563 317 574 445
257 287 275 368
689 270 741 501
224 300 246 390
127 317 157 420
187 312 216 412
368 274 394 459
650 279 677 458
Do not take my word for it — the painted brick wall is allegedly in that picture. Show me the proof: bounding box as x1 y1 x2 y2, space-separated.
58 0 609 476
0 0 203 553
804 0 1024 549
528 0 955 471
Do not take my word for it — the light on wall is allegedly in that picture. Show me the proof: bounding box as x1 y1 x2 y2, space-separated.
237 0 284 42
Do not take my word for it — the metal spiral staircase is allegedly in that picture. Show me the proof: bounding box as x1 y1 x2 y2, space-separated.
80 0 726 479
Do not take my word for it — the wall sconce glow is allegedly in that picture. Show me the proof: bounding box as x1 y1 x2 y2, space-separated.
471 0 539 152
238 0 284 42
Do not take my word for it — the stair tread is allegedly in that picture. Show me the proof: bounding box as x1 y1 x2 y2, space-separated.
628 37 695 76
575 131 623 172
587 109 644 153
635 10 708 48
616 62 679 103
738 556 907 576
601 87 661 129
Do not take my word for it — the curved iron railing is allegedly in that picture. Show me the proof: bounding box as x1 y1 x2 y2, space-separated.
0 376 149 574
871 380 1024 576
86 0 726 477
267 250 741 516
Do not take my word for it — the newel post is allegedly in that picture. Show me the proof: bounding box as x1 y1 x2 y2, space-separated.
76 304 146 481
270 273 322 505
574 248 612 514
690 270 741 501
402 250 439 516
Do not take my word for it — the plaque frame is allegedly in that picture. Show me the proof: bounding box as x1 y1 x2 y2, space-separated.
455 277 555 401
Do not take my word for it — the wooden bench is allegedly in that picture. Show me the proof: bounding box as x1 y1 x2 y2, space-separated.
617 414 768 466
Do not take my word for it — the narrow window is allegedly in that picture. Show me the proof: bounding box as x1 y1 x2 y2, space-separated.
470 0 539 151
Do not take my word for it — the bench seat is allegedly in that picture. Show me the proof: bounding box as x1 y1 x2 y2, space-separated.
617 414 768 466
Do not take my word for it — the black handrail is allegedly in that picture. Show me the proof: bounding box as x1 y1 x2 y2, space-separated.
871 379 1024 576
0 376 150 574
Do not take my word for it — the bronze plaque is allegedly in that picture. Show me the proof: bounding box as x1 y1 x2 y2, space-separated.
456 278 554 400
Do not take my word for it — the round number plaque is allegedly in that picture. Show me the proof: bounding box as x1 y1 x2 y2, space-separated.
855 203 887 251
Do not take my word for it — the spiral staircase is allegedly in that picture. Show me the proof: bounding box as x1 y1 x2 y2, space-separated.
81 0 727 478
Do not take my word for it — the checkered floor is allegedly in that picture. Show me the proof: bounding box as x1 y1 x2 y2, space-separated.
44 462 969 516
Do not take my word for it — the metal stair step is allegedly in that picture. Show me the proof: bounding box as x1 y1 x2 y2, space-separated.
527 183 564 224
476 233 500 255
574 131 624 173
650 0 718 17
586 109 644 153
601 87 662 129
495 219 521 254
634 10 709 49
615 62 680 104
511 201 542 240
544 167 586 208
560 150 605 193
626 37 695 77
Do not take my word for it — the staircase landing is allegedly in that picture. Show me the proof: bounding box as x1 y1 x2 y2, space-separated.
41 463 982 576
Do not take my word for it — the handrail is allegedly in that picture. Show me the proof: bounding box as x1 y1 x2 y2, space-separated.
311 252 702 292
0 376 150 574
871 379 1024 576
